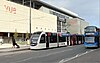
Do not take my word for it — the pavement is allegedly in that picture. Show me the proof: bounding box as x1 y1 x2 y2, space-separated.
0 43 30 53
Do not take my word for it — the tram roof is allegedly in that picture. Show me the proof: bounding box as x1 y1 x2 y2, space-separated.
32 0 83 19
85 26 98 29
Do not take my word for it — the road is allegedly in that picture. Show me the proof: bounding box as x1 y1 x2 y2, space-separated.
65 47 100 63
0 45 99 63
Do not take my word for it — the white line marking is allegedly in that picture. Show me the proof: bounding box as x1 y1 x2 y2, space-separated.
59 49 96 63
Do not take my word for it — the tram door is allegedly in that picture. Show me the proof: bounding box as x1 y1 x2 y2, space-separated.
77 36 81 45
66 36 69 45
99 32 100 47
66 36 70 46
99 35 100 44
99 36 100 47
96 36 100 47
77 35 84 44
46 33 51 48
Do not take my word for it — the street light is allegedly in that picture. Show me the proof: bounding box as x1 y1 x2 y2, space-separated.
29 0 32 37
22 0 32 37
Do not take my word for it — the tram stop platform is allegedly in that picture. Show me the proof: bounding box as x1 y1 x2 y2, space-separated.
0 43 30 53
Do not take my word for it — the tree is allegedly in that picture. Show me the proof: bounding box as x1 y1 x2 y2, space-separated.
26 32 29 40
13 29 18 39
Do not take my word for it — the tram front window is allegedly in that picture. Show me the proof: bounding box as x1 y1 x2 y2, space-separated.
85 37 94 43
40 34 45 43
30 32 41 45
85 26 96 33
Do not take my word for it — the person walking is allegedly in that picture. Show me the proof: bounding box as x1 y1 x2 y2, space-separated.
12 36 20 48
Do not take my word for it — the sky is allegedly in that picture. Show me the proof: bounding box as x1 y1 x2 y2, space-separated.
42 0 100 27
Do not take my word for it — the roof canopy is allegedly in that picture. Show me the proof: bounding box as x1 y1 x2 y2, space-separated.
32 0 82 19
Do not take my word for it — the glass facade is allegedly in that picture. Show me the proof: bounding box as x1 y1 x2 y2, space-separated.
51 11 67 32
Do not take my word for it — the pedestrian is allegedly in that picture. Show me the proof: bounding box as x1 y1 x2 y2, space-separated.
12 36 20 48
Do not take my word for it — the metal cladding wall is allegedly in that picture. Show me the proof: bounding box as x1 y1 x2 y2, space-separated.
67 18 89 34
0 0 57 33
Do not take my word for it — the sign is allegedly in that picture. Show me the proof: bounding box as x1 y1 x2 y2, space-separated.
4 4 16 14
85 33 95 35
62 33 70 37
52 12 66 22
58 17 66 22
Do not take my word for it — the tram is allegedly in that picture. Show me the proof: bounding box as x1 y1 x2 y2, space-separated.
30 31 66 49
30 31 84 49
84 26 100 48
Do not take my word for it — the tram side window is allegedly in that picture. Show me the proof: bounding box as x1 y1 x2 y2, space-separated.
59 37 66 42
40 34 45 43
50 36 57 43
50 33 57 43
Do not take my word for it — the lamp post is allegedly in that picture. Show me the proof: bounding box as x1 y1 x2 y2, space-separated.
22 0 32 37
29 0 32 37
23 0 25 5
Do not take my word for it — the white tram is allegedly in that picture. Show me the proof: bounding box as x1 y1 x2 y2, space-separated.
30 31 67 49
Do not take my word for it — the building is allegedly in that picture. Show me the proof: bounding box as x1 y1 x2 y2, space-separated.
67 18 89 34
0 0 89 43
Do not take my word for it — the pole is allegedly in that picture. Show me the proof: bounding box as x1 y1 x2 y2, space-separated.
61 22 62 32
57 33 59 47
23 0 24 5
29 0 31 37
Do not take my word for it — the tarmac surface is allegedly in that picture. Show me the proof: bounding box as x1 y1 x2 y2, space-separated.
65 48 100 63
0 44 100 63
